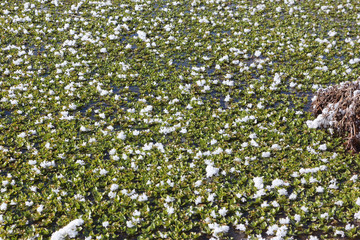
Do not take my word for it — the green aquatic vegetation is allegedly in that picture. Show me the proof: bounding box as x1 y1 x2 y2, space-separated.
2 0 360 239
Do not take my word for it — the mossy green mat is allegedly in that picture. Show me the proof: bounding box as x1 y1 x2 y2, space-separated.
1 0 360 239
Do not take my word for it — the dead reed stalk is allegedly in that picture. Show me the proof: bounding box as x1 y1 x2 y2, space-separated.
309 80 360 152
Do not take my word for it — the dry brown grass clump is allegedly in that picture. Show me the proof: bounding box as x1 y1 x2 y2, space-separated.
308 80 360 152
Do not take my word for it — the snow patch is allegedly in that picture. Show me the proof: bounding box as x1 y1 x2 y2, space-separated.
51 219 84 240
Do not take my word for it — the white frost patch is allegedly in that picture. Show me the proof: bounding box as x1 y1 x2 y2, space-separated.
208 223 229 237
250 139 259 147
51 219 84 240
270 73 282 90
318 144 327 151
271 144 282 150
205 163 219 178
350 175 358 182
270 178 289 188
253 177 264 189
137 30 147 41
306 109 334 129
308 236 319 240
261 152 271 158
266 224 278 235
299 165 327 174
249 133 257 139
80 126 89 132
254 50 261 57
354 211 360 219
0 203 7 211
117 131 126 140
276 225 288 238
328 30 337 37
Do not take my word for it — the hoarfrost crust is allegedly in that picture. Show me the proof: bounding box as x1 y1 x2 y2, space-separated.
51 219 84 240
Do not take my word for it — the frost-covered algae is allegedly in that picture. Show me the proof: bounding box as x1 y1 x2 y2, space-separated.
1 0 360 239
